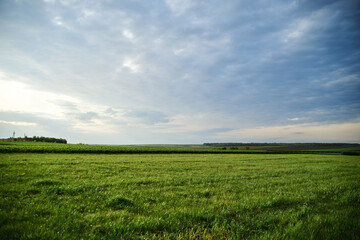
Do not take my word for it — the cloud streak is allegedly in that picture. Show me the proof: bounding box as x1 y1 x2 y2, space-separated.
215 121 360 143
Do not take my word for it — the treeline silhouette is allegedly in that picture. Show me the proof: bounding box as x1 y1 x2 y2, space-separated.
3 136 67 144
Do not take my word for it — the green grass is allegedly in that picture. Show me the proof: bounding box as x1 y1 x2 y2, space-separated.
1 153 359 239
0 142 347 154
316 147 360 153
0 142 262 154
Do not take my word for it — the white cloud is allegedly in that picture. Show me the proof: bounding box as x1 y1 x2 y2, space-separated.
165 0 195 16
0 76 76 119
282 7 332 45
283 19 311 43
71 119 116 133
153 113 236 134
0 70 113 122
0 120 37 126
325 74 359 86
52 16 71 30
82 9 95 18
121 59 140 73
53 16 64 26
173 48 185 55
215 122 360 142
123 29 135 41
77 9 97 22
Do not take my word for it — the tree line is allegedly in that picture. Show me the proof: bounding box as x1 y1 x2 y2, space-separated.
3 136 67 144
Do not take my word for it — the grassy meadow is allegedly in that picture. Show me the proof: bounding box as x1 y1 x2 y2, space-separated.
1 150 360 239
2 142 360 155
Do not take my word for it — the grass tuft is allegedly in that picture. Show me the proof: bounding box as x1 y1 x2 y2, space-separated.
33 179 61 186
106 195 134 210
25 189 41 195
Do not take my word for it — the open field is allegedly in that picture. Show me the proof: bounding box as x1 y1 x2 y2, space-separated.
1 142 359 155
0 142 259 154
203 143 360 152
1 152 359 239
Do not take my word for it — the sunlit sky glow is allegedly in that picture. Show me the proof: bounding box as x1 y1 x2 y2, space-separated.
0 0 359 144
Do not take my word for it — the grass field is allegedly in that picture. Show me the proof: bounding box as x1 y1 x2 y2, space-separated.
2 142 360 155
0 142 261 154
1 152 359 239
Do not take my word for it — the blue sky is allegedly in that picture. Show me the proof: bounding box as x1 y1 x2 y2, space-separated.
0 0 359 144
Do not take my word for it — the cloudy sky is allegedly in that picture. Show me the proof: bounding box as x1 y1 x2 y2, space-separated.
0 0 359 144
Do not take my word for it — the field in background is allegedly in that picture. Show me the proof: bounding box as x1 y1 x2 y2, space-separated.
1 152 359 239
1 142 359 155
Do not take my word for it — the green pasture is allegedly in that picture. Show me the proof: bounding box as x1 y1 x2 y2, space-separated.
0 142 256 154
2 142 358 154
1 153 359 239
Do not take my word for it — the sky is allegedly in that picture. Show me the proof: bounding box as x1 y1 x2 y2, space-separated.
0 0 359 144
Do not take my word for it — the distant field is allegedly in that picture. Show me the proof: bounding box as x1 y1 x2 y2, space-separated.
248 146 360 152
1 152 359 239
0 142 262 154
1 142 359 155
